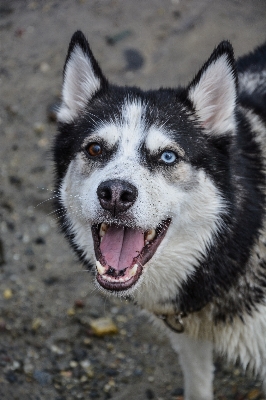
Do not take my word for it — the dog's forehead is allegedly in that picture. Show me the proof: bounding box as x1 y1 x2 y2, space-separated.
90 98 176 152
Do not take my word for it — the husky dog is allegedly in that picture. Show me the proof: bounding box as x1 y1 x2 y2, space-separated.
54 30 266 399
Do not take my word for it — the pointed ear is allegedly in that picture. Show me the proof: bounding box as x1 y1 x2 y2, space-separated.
57 31 107 123
187 41 237 135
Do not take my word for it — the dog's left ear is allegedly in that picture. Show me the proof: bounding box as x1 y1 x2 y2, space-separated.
187 41 237 134
57 30 108 123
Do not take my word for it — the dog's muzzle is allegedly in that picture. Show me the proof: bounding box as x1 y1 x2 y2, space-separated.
93 179 171 292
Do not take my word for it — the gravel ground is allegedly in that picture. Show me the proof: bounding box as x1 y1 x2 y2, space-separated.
1 1 266 399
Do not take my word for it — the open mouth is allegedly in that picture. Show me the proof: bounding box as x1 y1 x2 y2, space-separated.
91 218 171 292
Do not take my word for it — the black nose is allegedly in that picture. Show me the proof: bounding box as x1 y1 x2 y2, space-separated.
97 179 138 216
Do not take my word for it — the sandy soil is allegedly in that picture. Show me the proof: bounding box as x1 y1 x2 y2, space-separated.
1 1 266 399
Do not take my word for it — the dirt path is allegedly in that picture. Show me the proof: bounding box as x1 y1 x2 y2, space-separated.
1 1 266 399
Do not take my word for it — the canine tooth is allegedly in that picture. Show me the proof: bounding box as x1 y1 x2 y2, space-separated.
145 229 156 242
96 261 105 275
129 264 138 278
100 223 109 238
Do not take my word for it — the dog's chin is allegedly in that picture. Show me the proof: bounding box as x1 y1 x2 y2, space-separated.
91 218 171 293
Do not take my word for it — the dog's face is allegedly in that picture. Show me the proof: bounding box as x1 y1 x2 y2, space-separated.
55 32 237 311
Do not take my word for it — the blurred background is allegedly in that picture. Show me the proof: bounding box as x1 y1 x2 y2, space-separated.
1 1 266 399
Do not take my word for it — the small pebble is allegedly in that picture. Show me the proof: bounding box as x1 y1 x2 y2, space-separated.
3 288 12 299
69 360 78 368
116 315 127 322
83 338 92 347
50 345 64 355
84 366 94 378
134 367 143 376
31 318 43 331
33 122 45 134
38 223 50 235
90 317 118 337
116 352 125 359
247 389 261 400
60 370 72 378
106 343 114 351
39 62 50 73
80 360 90 369
38 138 49 147
23 362 34 375
74 299 85 308
104 383 111 393
10 361 20 371
33 370 52 386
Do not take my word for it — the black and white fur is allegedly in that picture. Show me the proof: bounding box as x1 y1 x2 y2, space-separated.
54 31 266 399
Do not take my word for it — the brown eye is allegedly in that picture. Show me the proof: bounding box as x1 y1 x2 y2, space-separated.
86 143 102 157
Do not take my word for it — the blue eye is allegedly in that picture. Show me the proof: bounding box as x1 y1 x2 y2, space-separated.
160 151 177 164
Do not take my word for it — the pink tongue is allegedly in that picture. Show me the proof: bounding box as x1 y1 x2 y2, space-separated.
100 226 144 271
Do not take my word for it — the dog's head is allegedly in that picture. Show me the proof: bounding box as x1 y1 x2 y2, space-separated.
54 31 237 311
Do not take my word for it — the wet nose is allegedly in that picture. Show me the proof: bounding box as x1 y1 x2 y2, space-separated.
97 179 138 216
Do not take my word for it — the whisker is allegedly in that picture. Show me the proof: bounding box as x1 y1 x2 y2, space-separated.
35 195 60 208
47 207 66 216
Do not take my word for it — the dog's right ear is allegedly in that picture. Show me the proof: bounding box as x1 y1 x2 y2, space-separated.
57 31 107 123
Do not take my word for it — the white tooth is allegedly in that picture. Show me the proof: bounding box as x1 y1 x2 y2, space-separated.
129 264 138 278
145 229 156 242
100 223 109 238
96 261 105 275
